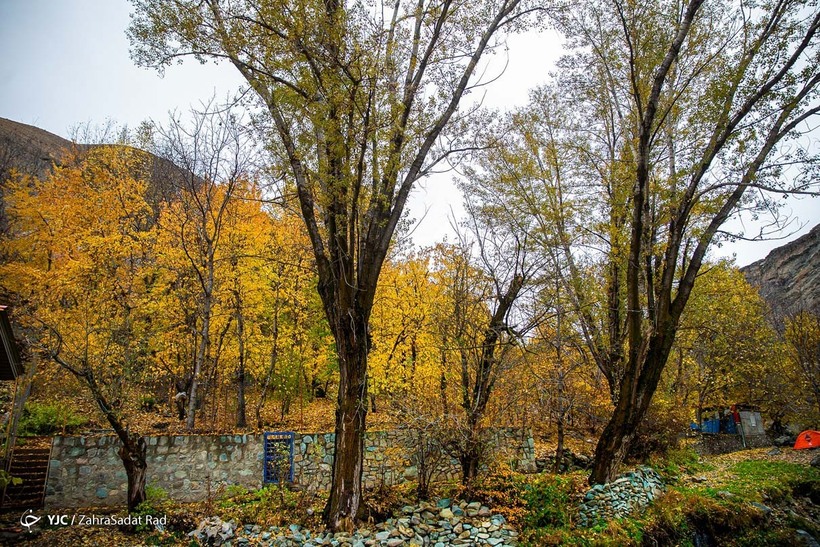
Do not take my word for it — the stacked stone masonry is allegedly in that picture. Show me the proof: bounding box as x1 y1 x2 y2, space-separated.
694 433 770 456
577 466 665 527
45 428 535 508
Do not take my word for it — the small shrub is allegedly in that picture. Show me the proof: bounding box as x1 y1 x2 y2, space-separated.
523 475 573 529
470 468 528 524
0 470 22 489
18 401 88 436
628 397 690 461
140 395 158 412
363 481 414 522
216 484 324 528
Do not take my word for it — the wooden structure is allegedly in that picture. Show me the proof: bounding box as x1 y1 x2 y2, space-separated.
0 306 22 381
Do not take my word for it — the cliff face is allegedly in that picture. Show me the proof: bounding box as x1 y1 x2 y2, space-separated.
741 223 820 316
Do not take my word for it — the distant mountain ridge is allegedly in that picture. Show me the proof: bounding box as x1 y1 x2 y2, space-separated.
741 223 820 316
0 117 86 180
2 117 817 316
0 117 189 234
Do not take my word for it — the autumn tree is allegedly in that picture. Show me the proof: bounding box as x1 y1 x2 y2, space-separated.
0 146 156 511
149 105 260 430
219 180 281 428
130 0 533 529
369 252 441 412
667 263 778 424
784 310 820 423
470 0 819 483
431 230 534 485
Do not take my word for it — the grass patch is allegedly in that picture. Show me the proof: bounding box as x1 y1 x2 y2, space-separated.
18 401 88 436
712 460 820 502
214 484 325 528
650 447 714 481
516 452 820 546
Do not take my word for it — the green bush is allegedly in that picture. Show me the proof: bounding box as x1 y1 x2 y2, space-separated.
18 402 88 436
523 475 574 529
0 470 22 489
140 395 157 412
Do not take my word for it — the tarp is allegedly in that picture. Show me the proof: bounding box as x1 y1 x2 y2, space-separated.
794 430 820 450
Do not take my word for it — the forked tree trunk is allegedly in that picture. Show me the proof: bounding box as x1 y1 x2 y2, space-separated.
589 332 675 484
323 312 369 533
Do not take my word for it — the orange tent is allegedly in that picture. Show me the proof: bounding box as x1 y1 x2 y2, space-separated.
794 430 820 450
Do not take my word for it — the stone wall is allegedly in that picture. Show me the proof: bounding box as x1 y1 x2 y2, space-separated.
293 427 536 491
577 466 665 527
45 428 534 508
46 434 263 508
694 433 771 456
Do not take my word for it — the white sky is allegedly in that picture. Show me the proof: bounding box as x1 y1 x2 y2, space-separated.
0 0 817 267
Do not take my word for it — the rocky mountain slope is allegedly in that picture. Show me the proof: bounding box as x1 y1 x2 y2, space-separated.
741 223 820 316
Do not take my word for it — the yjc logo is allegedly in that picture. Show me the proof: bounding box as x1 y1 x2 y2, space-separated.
20 509 41 533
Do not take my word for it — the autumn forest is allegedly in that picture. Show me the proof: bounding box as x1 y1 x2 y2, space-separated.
1 0 819 542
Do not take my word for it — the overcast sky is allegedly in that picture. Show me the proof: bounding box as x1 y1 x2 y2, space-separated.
1 0 817 266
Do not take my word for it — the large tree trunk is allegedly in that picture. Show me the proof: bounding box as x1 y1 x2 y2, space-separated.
589 330 675 484
119 434 148 512
459 422 482 486
323 312 369 533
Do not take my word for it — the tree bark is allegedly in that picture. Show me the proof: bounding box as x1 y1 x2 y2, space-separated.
322 309 369 532
120 435 148 512
459 419 482 486
589 326 676 484
235 286 247 428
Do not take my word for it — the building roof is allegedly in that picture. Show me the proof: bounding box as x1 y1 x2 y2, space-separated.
0 305 23 381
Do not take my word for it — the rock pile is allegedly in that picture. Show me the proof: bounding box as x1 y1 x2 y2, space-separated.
577 466 665 527
189 498 519 546
534 450 592 473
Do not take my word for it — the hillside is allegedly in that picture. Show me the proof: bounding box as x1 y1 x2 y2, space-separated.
0 117 87 180
0 117 190 234
741 224 820 316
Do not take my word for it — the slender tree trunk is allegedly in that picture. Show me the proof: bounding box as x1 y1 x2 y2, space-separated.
256 302 280 429
235 290 247 428
554 300 566 474
237 369 246 428
440 368 449 417
555 416 565 474
187 289 212 430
